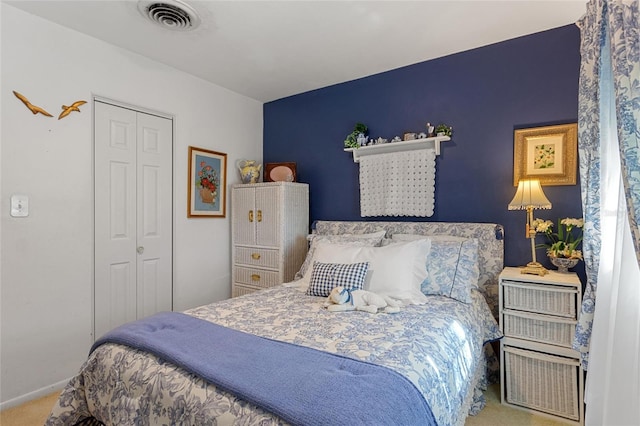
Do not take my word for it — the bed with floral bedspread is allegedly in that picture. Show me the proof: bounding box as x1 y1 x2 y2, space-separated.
46 221 504 426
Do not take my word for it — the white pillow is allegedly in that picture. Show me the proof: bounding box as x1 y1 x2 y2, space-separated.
304 239 431 305
294 230 386 280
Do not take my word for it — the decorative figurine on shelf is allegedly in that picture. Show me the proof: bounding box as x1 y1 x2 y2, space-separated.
435 123 453 137
426 122 435 137
357 133 368 146
418 132 427 139
344 122 368 148
403 132 417 141
391 136 402 143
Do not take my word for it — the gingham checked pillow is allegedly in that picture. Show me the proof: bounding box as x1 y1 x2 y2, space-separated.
306 261 370 297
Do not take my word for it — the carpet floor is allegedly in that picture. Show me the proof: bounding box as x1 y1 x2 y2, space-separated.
0 383 569 425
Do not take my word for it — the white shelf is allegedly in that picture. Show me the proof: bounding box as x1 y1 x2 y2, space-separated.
343 136 451 163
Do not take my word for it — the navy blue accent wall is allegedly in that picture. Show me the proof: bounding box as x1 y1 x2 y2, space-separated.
264 25 583 279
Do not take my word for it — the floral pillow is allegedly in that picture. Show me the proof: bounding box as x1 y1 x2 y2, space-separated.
306 261 369 297
294 230 386 281
392 234 480 303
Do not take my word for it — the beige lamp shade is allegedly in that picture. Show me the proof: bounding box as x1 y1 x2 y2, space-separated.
508 179 552 210
508 178 552 276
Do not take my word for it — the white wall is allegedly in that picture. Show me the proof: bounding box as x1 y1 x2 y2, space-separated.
0 4 263 407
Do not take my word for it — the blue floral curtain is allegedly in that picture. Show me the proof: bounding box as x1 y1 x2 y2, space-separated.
574 0 640 368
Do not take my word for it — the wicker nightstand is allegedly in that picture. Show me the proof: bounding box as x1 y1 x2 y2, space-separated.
499 266 584 425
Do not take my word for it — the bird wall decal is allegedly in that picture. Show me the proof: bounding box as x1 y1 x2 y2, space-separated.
58 100 87 120
12 90 53 117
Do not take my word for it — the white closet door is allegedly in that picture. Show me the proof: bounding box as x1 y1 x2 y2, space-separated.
136 112 173 319
94 101 172 339
94 103 137 339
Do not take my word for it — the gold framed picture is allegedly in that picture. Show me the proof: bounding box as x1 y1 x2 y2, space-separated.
187 146 227 218
513 123 578 186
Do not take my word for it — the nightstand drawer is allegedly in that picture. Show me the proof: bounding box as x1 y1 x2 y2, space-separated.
234 266 280 289
503 309 576 347
504 345 580 421
235 247 279 269
503 280 578 318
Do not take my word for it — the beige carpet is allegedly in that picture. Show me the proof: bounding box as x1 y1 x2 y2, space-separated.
0 384 569 426
0 392 59 426
466 383 569 426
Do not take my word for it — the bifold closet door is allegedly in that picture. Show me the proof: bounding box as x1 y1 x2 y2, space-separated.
94 101 173 340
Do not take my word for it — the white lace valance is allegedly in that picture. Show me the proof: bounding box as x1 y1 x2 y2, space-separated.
359 148 436 217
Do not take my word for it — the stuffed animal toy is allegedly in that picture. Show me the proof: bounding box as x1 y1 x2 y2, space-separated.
325 286 401 314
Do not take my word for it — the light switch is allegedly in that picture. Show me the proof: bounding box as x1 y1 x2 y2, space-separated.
10 194 29 217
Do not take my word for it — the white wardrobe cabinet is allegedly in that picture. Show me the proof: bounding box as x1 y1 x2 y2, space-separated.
231 182 309 297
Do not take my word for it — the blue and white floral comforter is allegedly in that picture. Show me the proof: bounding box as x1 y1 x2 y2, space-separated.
46 284 501 426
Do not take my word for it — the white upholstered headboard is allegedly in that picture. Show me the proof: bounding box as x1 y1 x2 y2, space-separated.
312 221 504 317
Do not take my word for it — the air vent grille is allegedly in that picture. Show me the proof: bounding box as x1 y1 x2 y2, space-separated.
138 0 201 31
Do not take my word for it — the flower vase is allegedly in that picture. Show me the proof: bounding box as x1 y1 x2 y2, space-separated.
549 256 579 273
237 160 262 184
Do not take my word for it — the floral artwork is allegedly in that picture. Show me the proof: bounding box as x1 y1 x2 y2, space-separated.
533 144 555 169
513 123 577 186
188 146 227 218
197 161 219 204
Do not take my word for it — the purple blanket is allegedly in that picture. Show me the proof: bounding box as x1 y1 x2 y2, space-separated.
91 311 436 426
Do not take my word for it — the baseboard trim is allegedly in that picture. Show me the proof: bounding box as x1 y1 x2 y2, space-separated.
0 378 69 411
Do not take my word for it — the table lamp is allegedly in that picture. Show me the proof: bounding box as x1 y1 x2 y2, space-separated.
508 179 552 276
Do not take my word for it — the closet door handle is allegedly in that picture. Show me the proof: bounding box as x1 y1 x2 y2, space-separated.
251 274 260 281
257 210 262 222
251 253 261 260
249 210 254 222
136 246 144 254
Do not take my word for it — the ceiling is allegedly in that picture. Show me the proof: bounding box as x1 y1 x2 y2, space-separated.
6 1 587 103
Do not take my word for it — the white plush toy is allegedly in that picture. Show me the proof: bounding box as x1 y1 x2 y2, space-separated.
325 286 401 314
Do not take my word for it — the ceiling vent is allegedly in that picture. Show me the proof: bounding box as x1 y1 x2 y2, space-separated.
138 0 201 31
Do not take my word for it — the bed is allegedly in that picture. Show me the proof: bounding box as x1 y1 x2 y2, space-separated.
46 221 504 426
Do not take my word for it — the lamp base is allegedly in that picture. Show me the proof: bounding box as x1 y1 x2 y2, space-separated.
520 261 549 276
